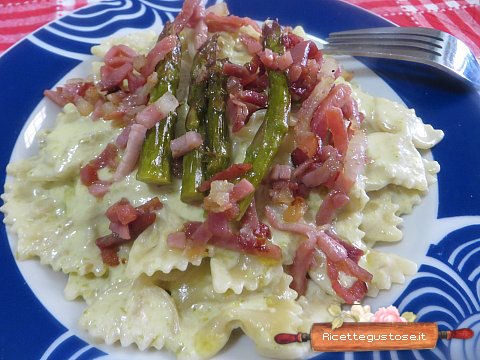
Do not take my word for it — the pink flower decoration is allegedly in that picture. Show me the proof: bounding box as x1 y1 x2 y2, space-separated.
371 306 407 323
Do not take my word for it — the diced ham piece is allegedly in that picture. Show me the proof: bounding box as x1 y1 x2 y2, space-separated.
80 143 118 198
205 13 261 33
258 49 293 71
198 163 252 192
326 107 348 155
99 246 121 266
136 92 179 129
192 4 208 50
295 76 334 134
90 143 119 170
265 206 371 300
301 151 342 188
237 90 267 107
289 235 317 295
342 130 367 189
227 97 249 132
100 62 133 92
113 124 147 181
170 131 203 158
230 179 255 202
172 0 202 34
140 35 179 77
96 197 162 266
239 34 263 55
290 40 319 66
88 181 111 198
327 260 368 304
270 164 292 181
310 84 352 139
106 198 138 225
109 222 131 240
167 232 187 249
44 81 95 107
315 190 350 225
115 126 131 149
104 44 137 67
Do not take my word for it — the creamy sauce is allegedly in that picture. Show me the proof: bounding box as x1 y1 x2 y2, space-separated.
1 30 444 359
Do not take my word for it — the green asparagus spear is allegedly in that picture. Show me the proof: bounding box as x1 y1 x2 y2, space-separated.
204 62 231 180
137 23 181 185
181 36 218 203
236 21 291 219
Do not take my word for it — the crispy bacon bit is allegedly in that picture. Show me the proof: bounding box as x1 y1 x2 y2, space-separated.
99 246 121 266
258 49 293 71
327 260 368 304
282 33 303 49
172 0 202 34
295 76 335 134
227 97 249 132
170 131 203 158
88 181 111 198
44 81 95 107
291 147 309 167
114 124 147 181
136 92 179 129
104 44 138 67
100 62 133 92
96 197 162 266
265 207 371 300
167 231 187 249
205 13 261 33
115 126 131 149
325 107 348 155
310 84 352 139
80 143 118 197
141 35 179 77
288 235 317 295
239 34 262 55
106 198 138 225
270 164 292 181
198 163 252 192
230 178 255 202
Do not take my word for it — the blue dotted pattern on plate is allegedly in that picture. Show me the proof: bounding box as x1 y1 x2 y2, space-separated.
0 1 479 359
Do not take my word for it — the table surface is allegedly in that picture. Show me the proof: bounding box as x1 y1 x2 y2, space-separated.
0 0 479 57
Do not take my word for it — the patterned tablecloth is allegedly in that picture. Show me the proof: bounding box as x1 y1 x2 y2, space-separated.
0 0 479 56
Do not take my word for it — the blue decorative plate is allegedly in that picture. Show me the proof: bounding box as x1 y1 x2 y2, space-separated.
0 1 479 359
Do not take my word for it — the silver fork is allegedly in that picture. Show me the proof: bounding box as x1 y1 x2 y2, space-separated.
322 27 480 89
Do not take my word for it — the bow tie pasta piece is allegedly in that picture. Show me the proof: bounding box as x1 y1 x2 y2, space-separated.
355 89 444 150
361 189 403 244
79 272 180 352
297 280 338 330
29 104 120 181
210 249 284 294
360 250 417 298
2 173 108 276
126 190 206 278
365 132 430 192
164 263 308 359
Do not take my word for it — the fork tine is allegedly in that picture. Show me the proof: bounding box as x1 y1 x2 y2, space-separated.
328 26 443 40
325 39 442 55
322 43 439 61
327 34 443 48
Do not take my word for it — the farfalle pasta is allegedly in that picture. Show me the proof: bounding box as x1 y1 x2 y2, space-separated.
2 0 444 358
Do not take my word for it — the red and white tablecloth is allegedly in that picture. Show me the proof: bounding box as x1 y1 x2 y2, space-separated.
0 0 478 56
